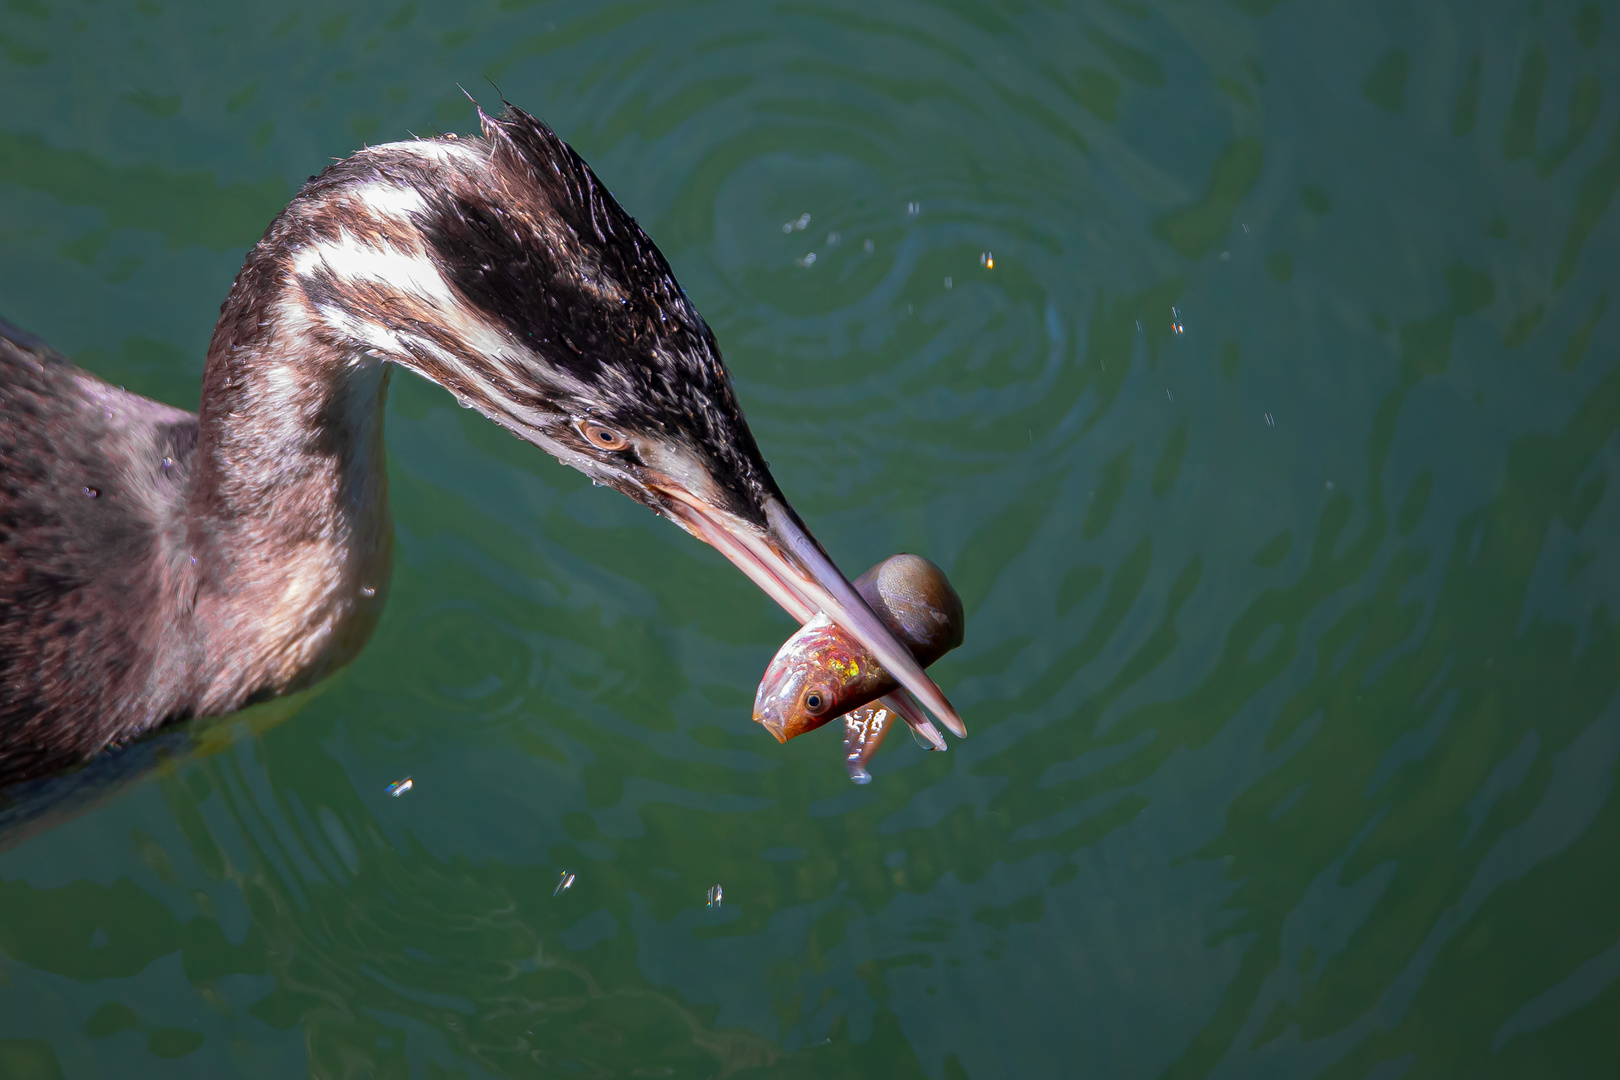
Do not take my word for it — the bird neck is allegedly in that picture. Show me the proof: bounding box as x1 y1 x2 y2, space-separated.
183 257 396 708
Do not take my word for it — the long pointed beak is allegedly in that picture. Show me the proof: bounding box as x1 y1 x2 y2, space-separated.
883 690 947 751
656 489 967 738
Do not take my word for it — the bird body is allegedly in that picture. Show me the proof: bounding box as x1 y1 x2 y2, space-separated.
0 105 964 787
0 295 395 783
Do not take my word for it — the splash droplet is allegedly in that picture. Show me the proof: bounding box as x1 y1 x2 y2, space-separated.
386 777 413 797
555 870 576 896
798 252 817 267
83 487 98 498
910 725 943 751
980 252 994 268
706 884 723 907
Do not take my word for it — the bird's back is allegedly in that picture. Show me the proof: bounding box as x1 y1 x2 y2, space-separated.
0 318 202 783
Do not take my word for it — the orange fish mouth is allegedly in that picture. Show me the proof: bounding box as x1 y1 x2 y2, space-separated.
752 614 857 742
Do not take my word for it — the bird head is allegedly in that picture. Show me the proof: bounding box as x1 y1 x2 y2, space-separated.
270 103 965 737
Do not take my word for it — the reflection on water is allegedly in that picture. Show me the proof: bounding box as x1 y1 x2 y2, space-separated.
1 0 1618 1077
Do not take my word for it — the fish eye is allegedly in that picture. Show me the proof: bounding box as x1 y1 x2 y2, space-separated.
580 420 628 451
802 688 830 715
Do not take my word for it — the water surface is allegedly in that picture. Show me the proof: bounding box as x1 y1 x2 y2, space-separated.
1 1 1617 1077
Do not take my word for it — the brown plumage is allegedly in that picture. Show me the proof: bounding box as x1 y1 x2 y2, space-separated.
0 321 211 781
0 104 965 789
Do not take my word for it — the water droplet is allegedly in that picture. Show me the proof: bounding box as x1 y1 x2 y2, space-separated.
909 725 942 750
798 252 817 267
907 201 920 216
849 767 872 785
386 777 413 797
795 212 811 230
591 479 602 487
83 487 98 498
458 398 472 409
863 238 874 253
1220 250 1232 261
706 884 723 907
1265 412 1276 427
944 276 952 289
980 252 994 268
554 870 576 896
160 457 173 470
781 221 793 233
360 586 376 598
826 231 840 246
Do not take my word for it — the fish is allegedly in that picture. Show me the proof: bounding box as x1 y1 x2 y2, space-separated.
841 701 894 785
753 553 964 764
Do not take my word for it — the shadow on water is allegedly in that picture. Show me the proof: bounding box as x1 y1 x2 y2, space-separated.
0 0 1618 1078
0 693 316 858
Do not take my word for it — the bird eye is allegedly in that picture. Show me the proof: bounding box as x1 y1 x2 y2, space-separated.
802 688 830 716
580 421 628 451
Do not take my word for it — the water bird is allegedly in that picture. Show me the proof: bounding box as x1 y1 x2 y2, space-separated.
0 104 965 786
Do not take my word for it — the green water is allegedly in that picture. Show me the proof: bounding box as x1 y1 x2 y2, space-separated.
2 0 1618 1076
